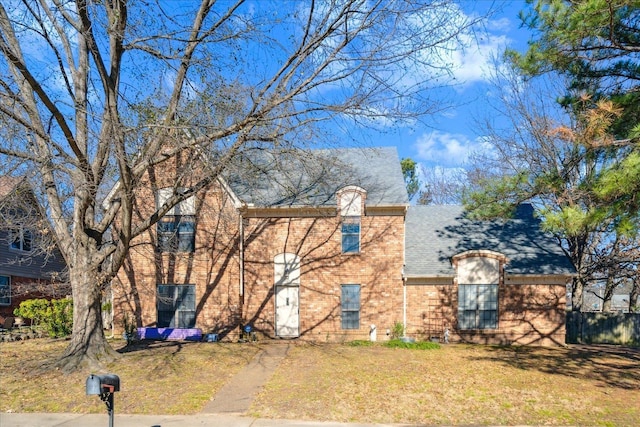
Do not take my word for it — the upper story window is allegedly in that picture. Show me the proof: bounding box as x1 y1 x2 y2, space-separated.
10 226 32 252
0 275 10 305
341 217 360 253
156 188 196 253
338 186 365 254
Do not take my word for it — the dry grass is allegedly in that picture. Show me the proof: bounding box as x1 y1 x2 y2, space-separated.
1 338 638 426
250 343 640 426
0 338 260 415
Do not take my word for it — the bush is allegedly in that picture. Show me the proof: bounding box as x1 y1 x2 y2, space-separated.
14 298 73 338
391 321 404 339
13 298 49 328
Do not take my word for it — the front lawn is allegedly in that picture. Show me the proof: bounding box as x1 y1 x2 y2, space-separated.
251 342 639 426
1 338 638 426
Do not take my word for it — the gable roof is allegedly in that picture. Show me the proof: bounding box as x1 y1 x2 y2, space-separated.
225 147 408 208
0 176 68 280
404 204 576 277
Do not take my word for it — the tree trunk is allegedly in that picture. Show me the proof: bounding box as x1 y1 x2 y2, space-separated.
571 277 584 312
54 264 120 373
630 281 640 313
602 276 616 312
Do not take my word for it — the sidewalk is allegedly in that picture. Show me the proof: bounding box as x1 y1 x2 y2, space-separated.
0 412 404 427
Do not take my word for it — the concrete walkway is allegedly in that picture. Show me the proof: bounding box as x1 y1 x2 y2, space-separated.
202 342 291 414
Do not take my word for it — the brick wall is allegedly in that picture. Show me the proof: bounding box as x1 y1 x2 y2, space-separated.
114 170 406 342
243 213 405 341
405 276 567 346
113 181 244 339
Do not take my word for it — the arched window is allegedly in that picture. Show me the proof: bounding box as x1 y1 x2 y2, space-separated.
337 186 366 254
453 251 506 330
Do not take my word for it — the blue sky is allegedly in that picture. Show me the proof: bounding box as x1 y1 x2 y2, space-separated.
4 0 533 183
371 1 533 172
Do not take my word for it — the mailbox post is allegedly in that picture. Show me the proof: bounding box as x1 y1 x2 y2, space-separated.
86 374 120 427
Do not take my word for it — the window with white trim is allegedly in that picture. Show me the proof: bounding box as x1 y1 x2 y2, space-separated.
0 276 10 306
339 188 363 254
156 189 196 253
455 254 501 330
341 217 360 253
9 226 32 252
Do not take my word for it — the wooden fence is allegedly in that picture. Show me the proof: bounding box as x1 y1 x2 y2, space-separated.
566 312 640 345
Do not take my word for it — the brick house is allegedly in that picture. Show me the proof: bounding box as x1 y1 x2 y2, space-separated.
0 176 68 321
404 204 575 346
113 147 575 344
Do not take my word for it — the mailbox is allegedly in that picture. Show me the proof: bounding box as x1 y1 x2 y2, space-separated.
86 374 120 395
86 373 120 427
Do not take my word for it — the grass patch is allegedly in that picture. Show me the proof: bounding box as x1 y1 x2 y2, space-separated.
383 338 440 350
346 340 374 347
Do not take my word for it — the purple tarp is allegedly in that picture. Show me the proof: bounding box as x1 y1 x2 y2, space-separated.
137 327 202 341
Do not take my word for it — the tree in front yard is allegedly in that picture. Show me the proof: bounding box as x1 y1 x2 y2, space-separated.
0 0 489 370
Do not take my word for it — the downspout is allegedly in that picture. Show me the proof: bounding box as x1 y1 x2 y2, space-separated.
239 214 245 302
238 213 245 339
402 204 407 334
402 266 406 335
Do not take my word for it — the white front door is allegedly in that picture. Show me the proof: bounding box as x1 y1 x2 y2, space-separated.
275 285 299 337
274 253 301 338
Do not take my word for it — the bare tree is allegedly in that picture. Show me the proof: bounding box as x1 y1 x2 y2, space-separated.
0 0 486 370
416 165 467 205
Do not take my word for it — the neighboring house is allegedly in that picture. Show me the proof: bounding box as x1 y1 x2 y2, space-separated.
113 147 575 345
0 176 68 319
583 282 639 313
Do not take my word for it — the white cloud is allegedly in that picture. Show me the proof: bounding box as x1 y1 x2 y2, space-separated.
447 32 510 85
413 130 489 168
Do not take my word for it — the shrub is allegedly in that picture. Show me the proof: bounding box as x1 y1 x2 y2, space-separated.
14 298 73 338
391 321 404 339
47 298 73 337
122 314 139 345
13 298 49 328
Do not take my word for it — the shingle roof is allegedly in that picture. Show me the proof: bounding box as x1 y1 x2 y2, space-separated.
404 204 576 277
225 147 408 208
